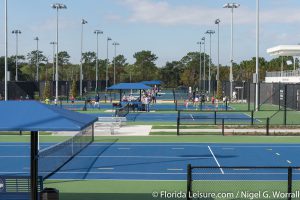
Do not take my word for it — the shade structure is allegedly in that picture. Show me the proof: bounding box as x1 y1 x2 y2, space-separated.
267 45 300 56
0 100 97 200
140 80 163 85
107 83 151 90
0 101 97 131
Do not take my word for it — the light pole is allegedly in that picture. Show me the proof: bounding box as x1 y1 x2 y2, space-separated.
4 0 8 100
34 37 39 82
255 0 260 111
215 19 221 82
12 30 21 81
50 42 57 81
205 30 215 95
223 2 240 100
112 42 120 85
197 41 203 91
51 3 67 101
106 37 112 92
94 30 103 92
202 37 206 92
80 19 88 97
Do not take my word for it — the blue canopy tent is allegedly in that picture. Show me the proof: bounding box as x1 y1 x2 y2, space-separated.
0 101 97 200
140 80 163 86
107 83 151 101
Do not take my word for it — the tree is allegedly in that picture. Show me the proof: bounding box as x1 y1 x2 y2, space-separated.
133 50 158 81
71 79 77 98
110 55 128 83
82 51 97 80
43 81 51 100
57 51 71 66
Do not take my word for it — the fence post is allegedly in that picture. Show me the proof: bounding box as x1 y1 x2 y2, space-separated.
173 88 176 103
175 100 178 111
288 167 292 200
222 118 225 136
177 111 181 136
266 118 269 136
187 164 192 200
214 111 217 125
251 111 254 125
83 100 87 111
225 99 228 111
248 82 251 111
284 84 287 126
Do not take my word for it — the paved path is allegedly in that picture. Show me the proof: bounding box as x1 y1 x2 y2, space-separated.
151 129 300 133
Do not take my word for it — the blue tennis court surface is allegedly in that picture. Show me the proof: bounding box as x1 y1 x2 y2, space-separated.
0 143 300 180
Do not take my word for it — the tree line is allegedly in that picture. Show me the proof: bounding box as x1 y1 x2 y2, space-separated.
0 50 298 88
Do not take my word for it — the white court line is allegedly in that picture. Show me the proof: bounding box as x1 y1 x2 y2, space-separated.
287 160 292 164
190 114 195 121
172 148 185 150
208 146 224 174
276 153 280 156
233 169 250 171
118 148 131 150
0 155 213 159
222 148 234 150
167 168 183 171
244 113 262 123
97 168 114 170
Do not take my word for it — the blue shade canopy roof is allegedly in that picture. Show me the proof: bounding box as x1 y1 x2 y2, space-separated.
0 101 97 131
140 80 163 85
107 83 151 90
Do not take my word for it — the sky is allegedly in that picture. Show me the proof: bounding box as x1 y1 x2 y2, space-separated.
1 0 300 67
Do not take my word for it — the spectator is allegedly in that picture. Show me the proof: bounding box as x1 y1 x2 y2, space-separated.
70 96 75 104
25 94 30 100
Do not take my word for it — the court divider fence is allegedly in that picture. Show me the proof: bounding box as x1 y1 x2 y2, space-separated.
176 110 300 136
187 165 297 200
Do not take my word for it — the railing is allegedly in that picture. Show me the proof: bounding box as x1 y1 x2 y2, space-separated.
266 70 300 77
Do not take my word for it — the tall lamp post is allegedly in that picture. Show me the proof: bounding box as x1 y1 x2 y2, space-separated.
202 37 206 92
12 30 21 81
80 19 88 97
197 41 203 91
255 0 260 111
112 42 120 85
223 2 240 100
215 19 221 82
4 0 8 100
205 30 215 95
34 37 39 82
106 37 112 92
94 30 103 92
50 42 57 81
51 3 67 101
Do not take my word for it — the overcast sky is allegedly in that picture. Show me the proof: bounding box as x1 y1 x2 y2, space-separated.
1 0 300 67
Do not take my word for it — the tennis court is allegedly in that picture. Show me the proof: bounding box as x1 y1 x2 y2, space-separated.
1 142 300 181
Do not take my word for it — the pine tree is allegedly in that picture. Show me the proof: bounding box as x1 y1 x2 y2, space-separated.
216 80 223 100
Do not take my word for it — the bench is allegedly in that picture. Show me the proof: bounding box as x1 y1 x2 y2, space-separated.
0 176 43 200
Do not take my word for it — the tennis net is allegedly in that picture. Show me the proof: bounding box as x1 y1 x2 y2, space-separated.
115 103 130 117
38 125 94 180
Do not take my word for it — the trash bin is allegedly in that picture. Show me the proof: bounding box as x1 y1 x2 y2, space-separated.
41 188 59 200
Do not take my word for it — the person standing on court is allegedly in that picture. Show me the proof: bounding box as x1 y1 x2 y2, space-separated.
95 93 100 109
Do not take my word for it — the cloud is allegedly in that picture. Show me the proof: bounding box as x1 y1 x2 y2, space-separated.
115 0 300 26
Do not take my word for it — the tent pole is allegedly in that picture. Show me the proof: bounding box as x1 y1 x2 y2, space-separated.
30 131 38 200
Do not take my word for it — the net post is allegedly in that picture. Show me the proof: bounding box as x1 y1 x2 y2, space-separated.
177 111 180 136
187 164 192 200
288 167 292 200
251 111 254 125
214 111 217 125
284 84 287 126
222 118 225 136
266 118 270 136
92 124 95 142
